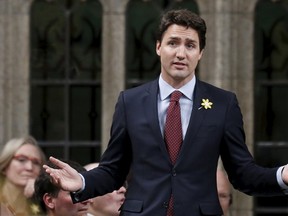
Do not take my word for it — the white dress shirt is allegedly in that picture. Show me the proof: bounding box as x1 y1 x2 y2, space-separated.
158 74 195 139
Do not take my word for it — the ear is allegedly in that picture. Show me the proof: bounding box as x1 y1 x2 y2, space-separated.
156 40 161 56
198 49 204 60
43 193 55 210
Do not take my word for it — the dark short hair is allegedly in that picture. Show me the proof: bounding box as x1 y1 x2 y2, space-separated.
157 9 206 51
34 159 86 213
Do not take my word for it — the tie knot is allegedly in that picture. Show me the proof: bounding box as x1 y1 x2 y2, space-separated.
170 91 182 102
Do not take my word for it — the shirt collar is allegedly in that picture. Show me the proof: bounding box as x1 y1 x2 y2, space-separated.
159 74 196 101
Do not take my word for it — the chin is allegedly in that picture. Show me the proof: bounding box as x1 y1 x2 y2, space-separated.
171 70 189 77
15 182 28 188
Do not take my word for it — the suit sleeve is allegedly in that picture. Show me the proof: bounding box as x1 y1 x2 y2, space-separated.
220 93 284 196
71 91 132 203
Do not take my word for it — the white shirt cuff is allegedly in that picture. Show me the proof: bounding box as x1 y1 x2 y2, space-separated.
72 173 85 194
277 166 288 194
78 173 85 192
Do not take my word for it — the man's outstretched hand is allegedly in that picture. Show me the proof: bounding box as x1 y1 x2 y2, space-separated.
43 156 83 192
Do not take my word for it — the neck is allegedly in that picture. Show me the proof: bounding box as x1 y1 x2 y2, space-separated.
1 179 29 214
2 179 23 203
160 72 194 89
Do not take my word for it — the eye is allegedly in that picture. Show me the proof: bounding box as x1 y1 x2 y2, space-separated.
168 40 177 47
186 43 195 49
14 156 28 163
31 159 41 166
13 155 41 167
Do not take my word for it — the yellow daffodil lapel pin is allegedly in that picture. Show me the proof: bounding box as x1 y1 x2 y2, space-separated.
199 99 213 110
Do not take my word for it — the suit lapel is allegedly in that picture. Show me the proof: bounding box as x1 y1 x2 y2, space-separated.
144 79 171 163
177 80 209 163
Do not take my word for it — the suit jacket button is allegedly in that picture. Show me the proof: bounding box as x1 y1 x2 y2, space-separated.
163 202 168 208
172 169 176 176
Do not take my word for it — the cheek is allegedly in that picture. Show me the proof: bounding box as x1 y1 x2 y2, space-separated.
106 195 116 203
94 195 109 205
55 195 76 211
190 52 202 61
4 163 25 186
109 192 120 201
32 168 41 177
5 161 23 179
220 199 230 208
160 54 172 67
187 55 200 66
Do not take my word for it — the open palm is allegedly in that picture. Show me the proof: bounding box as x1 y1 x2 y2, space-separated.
43 156 83 192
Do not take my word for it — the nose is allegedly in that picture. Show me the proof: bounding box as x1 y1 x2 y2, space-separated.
25 160 33 170
176 45 185 60
117 186 127 194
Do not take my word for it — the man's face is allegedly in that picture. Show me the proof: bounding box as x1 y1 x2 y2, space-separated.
89 186 126 216
156 24 203 88
49 190 91 216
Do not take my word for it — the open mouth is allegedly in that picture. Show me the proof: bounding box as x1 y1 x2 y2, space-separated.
173 62 186 69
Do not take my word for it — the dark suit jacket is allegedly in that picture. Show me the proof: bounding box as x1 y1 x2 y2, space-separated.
72 77 284 216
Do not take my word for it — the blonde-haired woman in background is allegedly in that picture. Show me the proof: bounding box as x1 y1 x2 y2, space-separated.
0 136 46 215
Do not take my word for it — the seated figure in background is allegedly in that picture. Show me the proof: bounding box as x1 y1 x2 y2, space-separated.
34 159 92 216
217 169 233 216
84 163 126 216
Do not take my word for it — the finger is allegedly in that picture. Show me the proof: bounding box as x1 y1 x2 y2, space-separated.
49 156 67 169
42 164 61 186
46 169 60 185
43 164 52 173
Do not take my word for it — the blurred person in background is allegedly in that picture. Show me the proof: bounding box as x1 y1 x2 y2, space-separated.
217 169 232 216
34 159 92 216
84 163 126 216
0 136 46 215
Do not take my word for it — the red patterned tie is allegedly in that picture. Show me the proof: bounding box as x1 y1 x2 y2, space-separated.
164 90 183 216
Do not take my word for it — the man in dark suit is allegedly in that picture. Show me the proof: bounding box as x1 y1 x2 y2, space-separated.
44 9 288 216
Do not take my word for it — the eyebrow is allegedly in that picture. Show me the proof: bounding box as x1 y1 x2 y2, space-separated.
168 36 197 44
13 154 41 163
